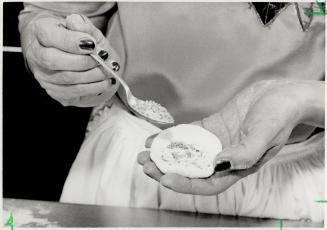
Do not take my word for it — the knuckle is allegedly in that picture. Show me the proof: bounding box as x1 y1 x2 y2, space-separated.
67 14 80 21
34 20 50 45
32 19 42 33
39 49 54 69
66 14 85 27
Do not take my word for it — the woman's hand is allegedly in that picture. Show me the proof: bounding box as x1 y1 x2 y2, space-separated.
21 14 120 107
138 79 324 195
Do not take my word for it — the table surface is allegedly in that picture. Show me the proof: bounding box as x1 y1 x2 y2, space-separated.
2 198 324 227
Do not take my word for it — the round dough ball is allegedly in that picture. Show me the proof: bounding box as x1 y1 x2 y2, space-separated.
150 124 222 178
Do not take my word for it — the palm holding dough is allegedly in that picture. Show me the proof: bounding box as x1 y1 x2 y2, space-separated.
138 79 324 195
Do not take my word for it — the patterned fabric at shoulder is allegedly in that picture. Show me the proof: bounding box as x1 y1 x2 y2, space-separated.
249 2 290 26
294 2 315 32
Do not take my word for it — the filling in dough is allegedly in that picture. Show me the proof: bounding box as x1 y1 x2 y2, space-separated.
161 142 212 170
150 124 222 178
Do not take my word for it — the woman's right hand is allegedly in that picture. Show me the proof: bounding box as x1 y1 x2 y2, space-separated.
21 14 120 107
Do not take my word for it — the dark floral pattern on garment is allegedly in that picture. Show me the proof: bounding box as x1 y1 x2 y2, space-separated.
251 2 289 26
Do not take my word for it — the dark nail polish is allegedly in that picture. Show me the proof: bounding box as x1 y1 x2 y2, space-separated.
98 50 109 61
111 62 120 72
110 78 116 85
214 161 231 172
79 40 95 50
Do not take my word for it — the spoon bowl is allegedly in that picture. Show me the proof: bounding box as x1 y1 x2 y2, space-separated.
90 52 175 127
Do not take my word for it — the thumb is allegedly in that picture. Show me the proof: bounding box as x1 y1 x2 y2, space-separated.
214 124 281 171
65 14 121 70
66 14 106 45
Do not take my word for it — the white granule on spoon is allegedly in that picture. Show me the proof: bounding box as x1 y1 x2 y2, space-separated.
131 98 174 123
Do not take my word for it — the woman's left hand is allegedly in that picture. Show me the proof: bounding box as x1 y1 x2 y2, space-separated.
137 79 324 195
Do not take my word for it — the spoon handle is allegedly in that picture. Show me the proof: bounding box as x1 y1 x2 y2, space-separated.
90 53 130 93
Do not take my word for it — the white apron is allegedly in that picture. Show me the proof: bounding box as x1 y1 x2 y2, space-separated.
60 97 324 222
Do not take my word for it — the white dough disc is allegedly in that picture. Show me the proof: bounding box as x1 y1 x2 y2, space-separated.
150 124 222 178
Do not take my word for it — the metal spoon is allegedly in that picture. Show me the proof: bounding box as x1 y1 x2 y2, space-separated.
90 52 175 127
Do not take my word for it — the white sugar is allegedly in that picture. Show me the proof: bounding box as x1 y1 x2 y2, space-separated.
131 99 174 123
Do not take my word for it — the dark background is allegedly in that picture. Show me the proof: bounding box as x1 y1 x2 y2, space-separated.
3 2 92 201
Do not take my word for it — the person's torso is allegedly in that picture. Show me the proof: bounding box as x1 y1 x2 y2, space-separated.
106 2 325 123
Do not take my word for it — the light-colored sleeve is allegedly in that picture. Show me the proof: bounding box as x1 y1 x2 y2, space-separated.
18 2 116 51
19 2 116 30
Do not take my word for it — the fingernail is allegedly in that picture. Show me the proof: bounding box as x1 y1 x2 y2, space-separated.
214 161 231 172
110 78 116 85
111 62 120 72
79 39 95 50
98 50 109 61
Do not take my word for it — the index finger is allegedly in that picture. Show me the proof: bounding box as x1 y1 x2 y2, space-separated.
160 173 218 195
35 17 96 55
161 172 242 195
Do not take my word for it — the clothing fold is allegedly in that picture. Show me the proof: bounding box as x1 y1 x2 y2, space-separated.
60 98 324 221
